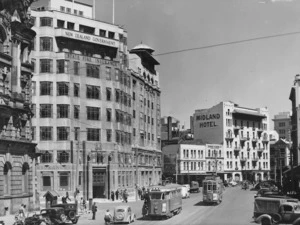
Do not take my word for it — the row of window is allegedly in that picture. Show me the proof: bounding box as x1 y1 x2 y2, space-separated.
35 127 132 142
226 161 269 169
182 149 205 159
35 81 131 104
132 129 156 141
225 152 269 159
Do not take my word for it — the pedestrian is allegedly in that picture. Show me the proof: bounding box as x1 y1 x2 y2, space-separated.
138 188 142 200
111 191 115 201
104 209 112 225
91 202 97 220
66 191 71 202
124 189 129 203
62 196 67 204
119 190 123 202
115 189 119 200
23 204 27 218
18 204 25 221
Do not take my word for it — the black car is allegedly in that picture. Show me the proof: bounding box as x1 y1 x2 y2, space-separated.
51 203 79 224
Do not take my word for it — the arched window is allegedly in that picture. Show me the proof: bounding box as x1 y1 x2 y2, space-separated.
3 162 12 195
22 163 29 193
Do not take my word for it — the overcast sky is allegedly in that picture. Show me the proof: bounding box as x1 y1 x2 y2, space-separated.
82 0 300 129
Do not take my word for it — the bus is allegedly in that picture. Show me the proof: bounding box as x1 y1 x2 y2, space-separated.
147 184 182 219
202 176 224 205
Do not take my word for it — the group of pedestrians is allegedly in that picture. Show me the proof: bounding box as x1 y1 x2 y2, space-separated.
110 189 129 202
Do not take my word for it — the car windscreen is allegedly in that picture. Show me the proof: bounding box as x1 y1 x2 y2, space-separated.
150 193 162 200
116 209 125 212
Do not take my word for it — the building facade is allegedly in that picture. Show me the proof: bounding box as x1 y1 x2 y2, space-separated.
273 112 291 141
31 0 135 201
129 44 162 188
162 140 223 184
0 0 37 216
191 101 270 182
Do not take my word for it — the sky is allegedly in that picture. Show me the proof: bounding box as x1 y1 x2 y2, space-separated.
82 0 300 129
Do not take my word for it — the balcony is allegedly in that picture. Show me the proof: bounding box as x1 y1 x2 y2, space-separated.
240 157 247 162
257 148 264 153
240 137 247 143
234 147 241 152
234 126 240 131
225 134 234 141
257 129 263 138
262 138 269 144
235 167 239 170
252 138 258 143
252 157 259 162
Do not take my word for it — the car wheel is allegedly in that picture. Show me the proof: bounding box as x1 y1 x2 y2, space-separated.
261 218 272 225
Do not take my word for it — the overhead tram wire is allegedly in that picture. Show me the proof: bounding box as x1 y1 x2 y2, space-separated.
141 30 300 58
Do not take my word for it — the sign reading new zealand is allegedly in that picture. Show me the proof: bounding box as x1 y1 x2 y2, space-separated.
56 29 118 48
197 114 220 128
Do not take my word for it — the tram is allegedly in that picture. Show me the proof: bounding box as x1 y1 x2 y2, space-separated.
147 183 182 219
202 176 224 205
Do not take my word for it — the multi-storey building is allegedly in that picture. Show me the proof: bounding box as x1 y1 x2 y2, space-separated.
161 116 180 141
273 112 291 141
162 140 223 184
0 0 38 216
191 101 270 182
129 44 162 188
31 0 133 201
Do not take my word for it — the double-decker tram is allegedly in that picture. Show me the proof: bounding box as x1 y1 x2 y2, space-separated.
202 176 224 205
147 184 182 219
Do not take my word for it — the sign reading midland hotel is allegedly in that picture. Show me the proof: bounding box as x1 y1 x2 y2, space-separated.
55 28 118 48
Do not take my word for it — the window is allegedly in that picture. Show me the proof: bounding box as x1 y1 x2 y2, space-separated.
57 82 69 96
133 92 135 101
107 129 112 142
86 64 99 78
106 88 111 101
43 176 51 190
74 127 80 140
57 19 64 28
57 60 69 73
133 110 136 118
74 83 80 97
106 67 111 80
74 61 79 75
40 17 53 27
86 85 100 99
279 122 286 127
115 69 119 81
40 37 53 51
57 127 70 140
115 89 120 102
74 105 80 119
106 108 111 122
79 11 83 16
79 25 94 34
100 29 106 37
108 31 115 39
87 128 100 141
31 126 36 140
41 151 52 163
133 128 136 136
66 7 71 13
40 104 52 118
74 9 77 14
87 107 100 120
31 104 36 117
40 82 52 95
40 59 53 73
57 104 69 118
40 127 52 140
67 22 74 30
59 172 69 189
152 118 154 125
60 6 65 12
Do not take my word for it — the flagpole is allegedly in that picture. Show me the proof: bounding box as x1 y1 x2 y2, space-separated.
112 0 115 24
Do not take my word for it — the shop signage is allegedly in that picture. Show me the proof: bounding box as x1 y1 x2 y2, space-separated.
65 53 119 67
60 29 118 47
198 113 220 128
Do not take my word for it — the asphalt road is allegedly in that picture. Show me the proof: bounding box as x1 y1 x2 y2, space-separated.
77 185 257 225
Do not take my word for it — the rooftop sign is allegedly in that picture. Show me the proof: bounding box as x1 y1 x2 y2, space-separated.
55 29 118 48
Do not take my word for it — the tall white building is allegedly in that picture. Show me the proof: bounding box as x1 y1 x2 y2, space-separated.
191 101 270 182
31 0 134 201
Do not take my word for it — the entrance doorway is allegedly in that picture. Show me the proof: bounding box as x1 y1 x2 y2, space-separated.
92 169 106 198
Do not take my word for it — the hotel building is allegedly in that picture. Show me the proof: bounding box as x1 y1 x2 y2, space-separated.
191 101 270 182
31 0 133 200
273 112 291 141
129 44 162 188
0 0 37 215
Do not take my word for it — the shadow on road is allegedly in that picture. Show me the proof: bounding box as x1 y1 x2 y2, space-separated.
194 201 214 206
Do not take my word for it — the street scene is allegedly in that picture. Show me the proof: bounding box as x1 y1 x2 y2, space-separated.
2 0 300 224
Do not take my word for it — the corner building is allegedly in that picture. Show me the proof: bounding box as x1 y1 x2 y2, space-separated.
31 0 133 201
0 0 38 215
192 101 270 182
129 44 162 188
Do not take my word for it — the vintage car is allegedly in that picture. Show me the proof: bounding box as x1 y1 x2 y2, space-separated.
24 208 68 225
51 203 79 224
113 206 136 224
253 196 299 225
190 181 200 193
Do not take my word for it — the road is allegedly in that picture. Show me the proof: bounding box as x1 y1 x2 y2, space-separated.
78 185 257 225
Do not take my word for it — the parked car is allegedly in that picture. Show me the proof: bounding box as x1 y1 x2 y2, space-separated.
29 208 67 225
190 181 200 193
51 203 79 224
113 206 136 224
181 185 190 198
254 197 300 225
